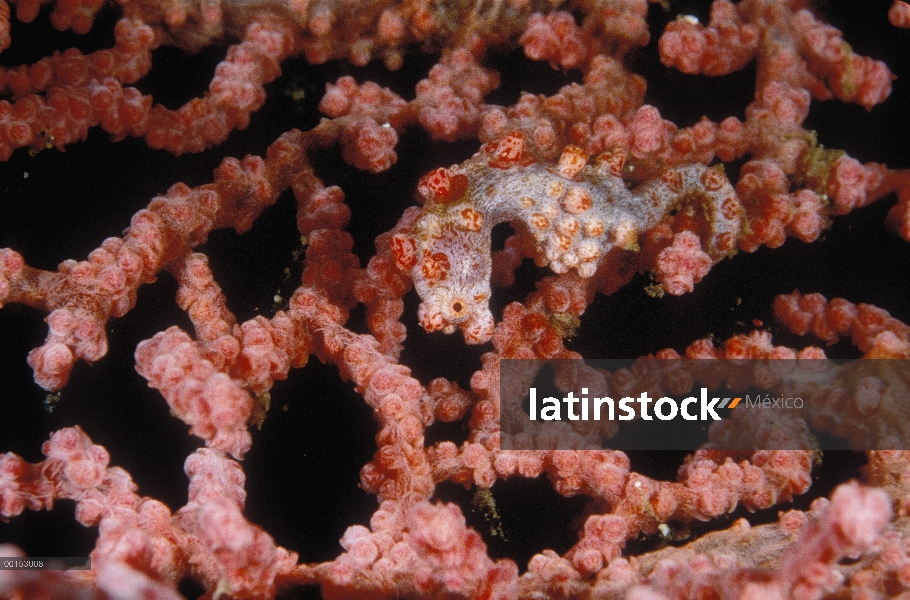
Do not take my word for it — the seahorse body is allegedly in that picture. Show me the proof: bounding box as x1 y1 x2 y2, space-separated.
391 133 742 344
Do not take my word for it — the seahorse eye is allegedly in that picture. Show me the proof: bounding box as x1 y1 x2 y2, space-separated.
441 296 472 323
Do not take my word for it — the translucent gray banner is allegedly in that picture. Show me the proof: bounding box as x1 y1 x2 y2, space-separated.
499 359 910 450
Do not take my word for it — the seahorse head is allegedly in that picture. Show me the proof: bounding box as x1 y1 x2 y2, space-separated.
392 211 494 344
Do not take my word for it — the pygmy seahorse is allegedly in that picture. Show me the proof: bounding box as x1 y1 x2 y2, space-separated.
390 132 742 344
